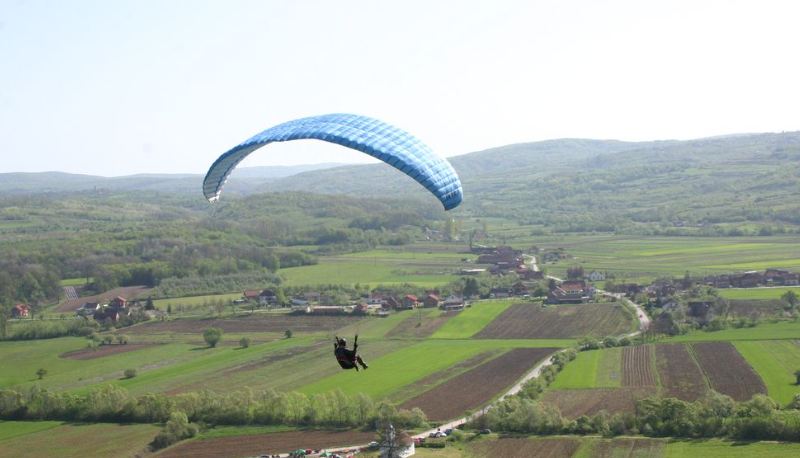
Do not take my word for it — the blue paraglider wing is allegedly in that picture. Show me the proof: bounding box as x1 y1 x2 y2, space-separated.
203 114 462 210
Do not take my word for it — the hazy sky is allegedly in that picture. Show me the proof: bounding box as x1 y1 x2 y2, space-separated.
1 0 798 176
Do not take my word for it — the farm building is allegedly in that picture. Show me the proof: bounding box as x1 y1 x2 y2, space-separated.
11 304 30 318
400 295 418 309
441 295 465 310
588 270 606 281
423 294 440 308
258 289 279 306
109 296 127 308
243 290 260 301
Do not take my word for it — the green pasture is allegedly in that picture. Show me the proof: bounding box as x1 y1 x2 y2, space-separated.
548 347 622 390
299 339 563 401
152 292 244 309
663 320 800 343
59 277 92 286
431 300 517 339
664 439 800 458
0 421 61 441
734 340 800 405
280 257 459 288
533 235 800 280
0 422 159 458
718 287 800 301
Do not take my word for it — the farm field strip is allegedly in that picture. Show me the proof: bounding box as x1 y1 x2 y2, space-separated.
298 339 566 400
733 340 800 405
152 292 246 309
0 422 159 458
663 439 800 458
691 342 767 402
469 437 581 458
718 286 800 301
0 421 61 441
664 320 800 342
622 345 656 387
154 430 377 458
125 313 367 335
654 343 708 402
573 438 666 458
399 347 557 421
431 300 516 339
542 387 656 419
474 303 634 340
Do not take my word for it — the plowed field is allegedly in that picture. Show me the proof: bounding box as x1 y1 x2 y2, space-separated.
54 286 152 312
655 343 708 401
386 310 458 338
154 430 376 458
622 345 656 387
542 388 655 419
399 347 557 421
60 343 156 360
469 437 580 458
692 342 767 401
474 303 633 339
125 314 364 334
588 438 666 458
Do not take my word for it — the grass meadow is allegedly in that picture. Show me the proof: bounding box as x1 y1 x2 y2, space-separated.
663 320 800 343
548 347 622 390
0 422 159 458
718 287 800 301
663 439 800 458
431 300 517 339
734 340 800 405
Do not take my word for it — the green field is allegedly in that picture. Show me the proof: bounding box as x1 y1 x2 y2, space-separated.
531 235 800 281
719 287 800 301
734 340 800 405
0 422 159 458
279 248 466 287
59 277 92 286
431 300 516 339
152 292 245 309
664 439 800 458
299 339 565 400
548 347 622 390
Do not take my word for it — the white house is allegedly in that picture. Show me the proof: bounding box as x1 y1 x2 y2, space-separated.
588 270 606 282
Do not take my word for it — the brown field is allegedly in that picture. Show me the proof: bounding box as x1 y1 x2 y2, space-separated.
386 310 459 339
54 285 152 312
387 351 498 404
692 342 767 402
60 343 157 360
474 303 632 339
155 430 376 458
655 343 708 402
542 388 656 419
400 347 557 421
469 437 580 458
587 438 666 458
124 314 364 335
622 345 656 387
0 423 159 458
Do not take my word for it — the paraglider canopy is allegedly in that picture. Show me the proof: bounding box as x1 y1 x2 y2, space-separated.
203 113 463 210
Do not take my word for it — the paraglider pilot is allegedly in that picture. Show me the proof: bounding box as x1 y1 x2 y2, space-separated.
334 335 368 371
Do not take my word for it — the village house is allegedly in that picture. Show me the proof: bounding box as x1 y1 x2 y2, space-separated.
399 294 418 309
382 296 400 310
243 290 260 301
588 270 606 282
366 292 386 305
612 283 640 297
11 304 30 318
547 280 589 304
440 294 466 310
423 294 440 308
76 302 102 317
512 282 530 296
109 296 127 309
93 307 120 323
489 287 512 299
258 289 279 306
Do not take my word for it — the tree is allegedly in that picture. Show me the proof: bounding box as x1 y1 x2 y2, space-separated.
36 368 47 380
782 290 799 310
795 368 800 386
144 297 155 311
239 337 251 348
444 218 455 241
167 303 172 315
203 327 222 347
0 303 9 340
284 329 293 339
463 278 479 298
124 368 138 379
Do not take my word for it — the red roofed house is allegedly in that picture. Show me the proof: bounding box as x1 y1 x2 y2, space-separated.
423 294 440 308
109 296 127 309
243 290 260 300
547 280 588 304
382 296 400 310
12 304 30 318
400 294 418 309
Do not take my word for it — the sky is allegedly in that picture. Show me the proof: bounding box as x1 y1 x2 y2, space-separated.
1 0 799 176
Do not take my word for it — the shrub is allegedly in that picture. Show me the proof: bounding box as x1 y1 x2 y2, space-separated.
36 368 47 380
203 327 222 347
239 337 251 349
124 368 138 379
285 329 293 339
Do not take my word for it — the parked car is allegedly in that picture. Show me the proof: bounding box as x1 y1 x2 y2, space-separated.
480 429 492 435
444 428 453 435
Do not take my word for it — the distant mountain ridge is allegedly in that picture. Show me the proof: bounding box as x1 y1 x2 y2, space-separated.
0 163 349 195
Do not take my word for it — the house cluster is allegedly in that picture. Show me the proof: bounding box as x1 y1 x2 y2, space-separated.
489 282 535 299
11 304 31 318
661 299 716 324
704 269 800 288
76 296 140 323
472 245 542 279
546 280 596 304
246 288 468 314
365 290 467 312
